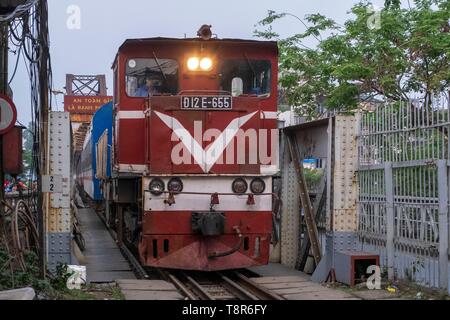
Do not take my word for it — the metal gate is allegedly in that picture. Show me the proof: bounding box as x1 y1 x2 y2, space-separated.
358 101 449 291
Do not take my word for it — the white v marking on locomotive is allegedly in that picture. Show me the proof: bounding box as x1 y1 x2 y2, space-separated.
154 111 258 173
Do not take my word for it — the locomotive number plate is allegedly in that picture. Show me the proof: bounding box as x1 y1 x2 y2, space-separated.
181 96 232 110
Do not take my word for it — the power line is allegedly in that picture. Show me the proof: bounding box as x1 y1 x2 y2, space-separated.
3 1 54 276
0 0 38 22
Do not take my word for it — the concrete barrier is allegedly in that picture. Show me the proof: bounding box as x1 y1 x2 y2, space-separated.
0 288 36 300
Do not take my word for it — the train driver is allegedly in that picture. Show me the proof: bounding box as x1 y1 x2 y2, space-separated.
135 73 162 97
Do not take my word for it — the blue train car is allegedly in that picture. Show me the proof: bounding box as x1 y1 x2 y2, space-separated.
80 102 113 201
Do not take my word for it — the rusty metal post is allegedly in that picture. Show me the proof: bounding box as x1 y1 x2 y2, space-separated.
0 22 8 220
37 0 50 277
280 133 299 268
286 132 322 266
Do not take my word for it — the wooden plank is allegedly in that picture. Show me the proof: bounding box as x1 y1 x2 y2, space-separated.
273 285 325 295
275 285 334 294
117 280 178 291
83 240 120 245
284 291 359 300
86 261 131 266
286 133 322 264
84 253 128 259
84 248 124 253
77 208 136 283
298 178 327 271
262 282 318 290
121 290 184 300
88 271 136 283
87 263 132 272
251 276 309 284
85 262 130 268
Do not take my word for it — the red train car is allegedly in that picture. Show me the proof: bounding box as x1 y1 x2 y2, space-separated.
107 27 279 271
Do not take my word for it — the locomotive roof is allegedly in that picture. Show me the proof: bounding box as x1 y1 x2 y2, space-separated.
113 37 278 68
118 37 278 50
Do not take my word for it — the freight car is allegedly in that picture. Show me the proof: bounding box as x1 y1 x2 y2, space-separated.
95 26 279 271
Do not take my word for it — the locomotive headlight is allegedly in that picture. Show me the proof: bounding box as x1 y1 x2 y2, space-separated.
232 178 248 194
149 178 165 196
250 178 266 194
187 57 200 71
200 57 213 71
168 178 183 194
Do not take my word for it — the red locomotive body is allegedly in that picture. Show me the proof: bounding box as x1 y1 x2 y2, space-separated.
109 30 279 271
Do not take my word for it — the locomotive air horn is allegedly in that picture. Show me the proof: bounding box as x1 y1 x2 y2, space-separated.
164 192 176 206
197 24 212 41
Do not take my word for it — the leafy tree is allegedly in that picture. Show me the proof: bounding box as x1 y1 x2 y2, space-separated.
255 0 450 118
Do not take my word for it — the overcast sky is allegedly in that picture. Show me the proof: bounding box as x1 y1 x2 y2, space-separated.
8 0 387 126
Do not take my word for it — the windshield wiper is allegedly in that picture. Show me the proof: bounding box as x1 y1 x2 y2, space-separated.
244 53 257 79
152 51 168 85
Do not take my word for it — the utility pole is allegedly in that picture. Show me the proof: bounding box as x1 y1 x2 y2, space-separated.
0 22 8 220
37 0 50 277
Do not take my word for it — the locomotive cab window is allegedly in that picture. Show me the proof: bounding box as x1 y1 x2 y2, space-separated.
220 59 271 97
126 58 179 97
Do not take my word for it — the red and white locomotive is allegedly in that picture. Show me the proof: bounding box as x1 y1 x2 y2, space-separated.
106 26 279 271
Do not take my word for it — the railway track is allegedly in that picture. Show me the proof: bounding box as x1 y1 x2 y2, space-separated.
87 198 283 300
158 269 285 301
117 236 284 300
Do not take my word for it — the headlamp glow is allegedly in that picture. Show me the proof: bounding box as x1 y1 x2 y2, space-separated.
187 56 213 71
187 57 200 71
200 57 213 71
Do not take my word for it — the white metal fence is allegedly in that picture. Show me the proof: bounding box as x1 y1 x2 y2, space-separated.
357 101 449 291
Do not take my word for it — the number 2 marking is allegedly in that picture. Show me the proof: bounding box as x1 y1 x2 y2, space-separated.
50 176 54 191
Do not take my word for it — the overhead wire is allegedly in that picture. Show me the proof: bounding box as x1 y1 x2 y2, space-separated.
0 0 38 23
3 0 54 244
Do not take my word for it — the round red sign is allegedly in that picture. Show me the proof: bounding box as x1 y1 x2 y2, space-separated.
0 94 17 135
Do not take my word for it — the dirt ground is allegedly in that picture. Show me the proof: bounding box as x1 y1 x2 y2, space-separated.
330 280 450 300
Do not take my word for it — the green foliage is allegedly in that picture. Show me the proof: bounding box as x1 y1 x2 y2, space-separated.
0 247 78 298
304 168 325 190
109 285 126 300
0 248 52 293
0 247 124 300
60 289 96 300
385 0 402 9
255 0 450 119
50 264 74 292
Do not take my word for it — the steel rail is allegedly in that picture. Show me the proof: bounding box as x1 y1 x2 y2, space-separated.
85 192 284 300
157 269 197 300
233 272 285 300
218 273 259 300
160 269 285 301
118 242 149 280
181 272 216 300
